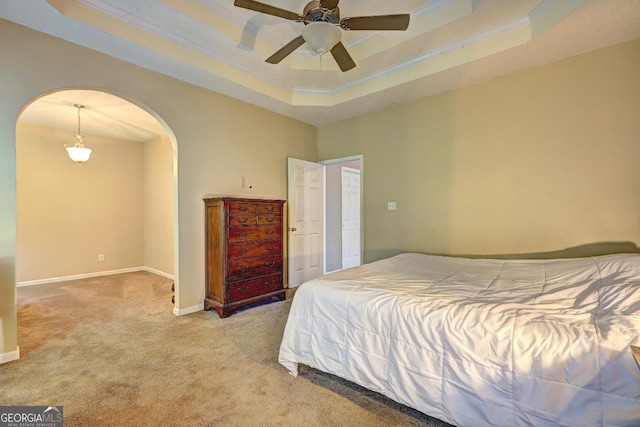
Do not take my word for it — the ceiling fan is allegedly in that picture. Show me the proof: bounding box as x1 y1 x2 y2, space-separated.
234 0 410 72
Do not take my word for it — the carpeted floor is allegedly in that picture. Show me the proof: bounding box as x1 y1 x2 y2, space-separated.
1 271 453 426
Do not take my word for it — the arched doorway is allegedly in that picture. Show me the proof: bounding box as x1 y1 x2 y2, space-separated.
16 88 178 310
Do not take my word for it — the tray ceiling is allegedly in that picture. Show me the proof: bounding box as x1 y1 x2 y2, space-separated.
3 0 640 138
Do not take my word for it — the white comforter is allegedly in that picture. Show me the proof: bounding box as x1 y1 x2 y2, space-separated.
278 253 640 426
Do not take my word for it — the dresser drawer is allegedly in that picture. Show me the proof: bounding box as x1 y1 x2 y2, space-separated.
257 204 282 215
228 225 281 242
257 214 281 225
228 240 282 258
228 202 257 215
228 255 282 281
228 274 282 301
228 215 257 226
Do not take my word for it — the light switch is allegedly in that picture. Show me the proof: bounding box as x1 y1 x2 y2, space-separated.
387 201 397 211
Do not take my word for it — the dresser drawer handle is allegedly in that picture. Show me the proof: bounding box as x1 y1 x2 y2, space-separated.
265 245 274 251
234 231 249 237
266 230 275 235
265 206 274 212
265 217 274 223
236 267 251 273
238 206 249 212
237 247 249 254
238 218 249 224
264 280 276 287
264 262 276 268
236 284 251 293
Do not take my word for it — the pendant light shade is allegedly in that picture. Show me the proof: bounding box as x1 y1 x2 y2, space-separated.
65 136 92 163
64 104 92 163
302 22 342 54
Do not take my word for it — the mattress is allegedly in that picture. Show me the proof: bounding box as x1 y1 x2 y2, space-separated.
278 253 640 426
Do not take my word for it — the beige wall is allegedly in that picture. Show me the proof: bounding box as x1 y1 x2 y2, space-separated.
144 133 174 276
318 39 640 262
16 123 145 282
0 20 317 361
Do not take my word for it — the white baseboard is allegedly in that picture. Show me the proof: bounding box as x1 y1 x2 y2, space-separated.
173 303 204 316
140 266 175 280
17 267 175 287
0 346 20 364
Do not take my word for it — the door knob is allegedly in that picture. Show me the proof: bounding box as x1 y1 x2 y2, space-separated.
288 227 297 231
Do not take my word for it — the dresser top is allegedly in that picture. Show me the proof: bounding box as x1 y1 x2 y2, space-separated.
203 195 285 204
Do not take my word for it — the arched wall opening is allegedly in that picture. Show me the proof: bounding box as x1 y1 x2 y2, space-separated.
15 88 179 320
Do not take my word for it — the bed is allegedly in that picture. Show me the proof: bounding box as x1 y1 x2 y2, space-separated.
278 253 640 426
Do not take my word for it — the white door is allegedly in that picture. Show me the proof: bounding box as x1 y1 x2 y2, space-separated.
287 158 325 288
341 167 361 269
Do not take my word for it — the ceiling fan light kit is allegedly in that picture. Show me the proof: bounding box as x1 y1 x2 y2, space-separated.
234 0 410 72
302 22 341 54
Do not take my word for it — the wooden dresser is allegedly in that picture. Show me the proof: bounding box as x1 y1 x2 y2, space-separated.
204 196 286 317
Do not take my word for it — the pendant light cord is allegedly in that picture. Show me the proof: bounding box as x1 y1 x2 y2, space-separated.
74 103 85 136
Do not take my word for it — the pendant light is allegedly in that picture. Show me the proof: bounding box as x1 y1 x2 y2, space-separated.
64 103 92 163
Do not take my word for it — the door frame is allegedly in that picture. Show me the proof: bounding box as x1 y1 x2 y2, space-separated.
320 155 364 274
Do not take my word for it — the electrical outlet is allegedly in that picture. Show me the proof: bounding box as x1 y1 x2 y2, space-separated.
387 201 397 211
98 254 105 262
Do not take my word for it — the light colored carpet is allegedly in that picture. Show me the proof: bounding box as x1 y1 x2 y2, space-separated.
2 271 453 426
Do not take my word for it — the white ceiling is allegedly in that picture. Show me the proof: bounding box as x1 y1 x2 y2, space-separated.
19 90 166 143
3 0 640 142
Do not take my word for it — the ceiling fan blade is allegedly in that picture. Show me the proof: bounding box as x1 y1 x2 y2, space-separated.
340 14 410 31
330 42 356 72
319 0 340 10
266 35 306 64
234 0 302 21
